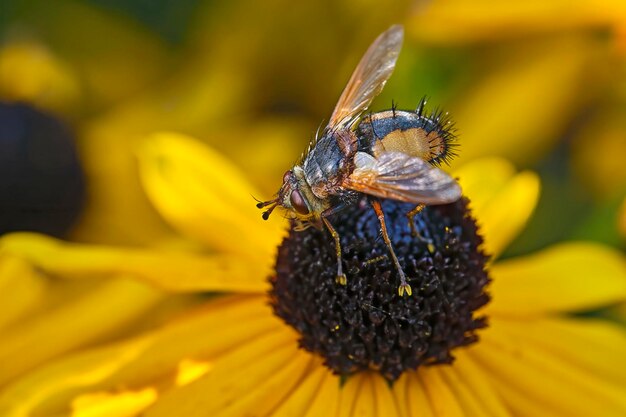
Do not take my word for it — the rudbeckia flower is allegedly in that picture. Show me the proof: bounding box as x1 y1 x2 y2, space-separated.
1 133 625 417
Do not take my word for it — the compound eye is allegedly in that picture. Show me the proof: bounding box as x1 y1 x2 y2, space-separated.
290 190 309 215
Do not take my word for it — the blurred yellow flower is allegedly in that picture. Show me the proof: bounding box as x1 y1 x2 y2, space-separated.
406 0 626 201
1 134 625 416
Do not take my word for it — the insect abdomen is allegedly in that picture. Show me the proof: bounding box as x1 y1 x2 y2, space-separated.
356 109 456 165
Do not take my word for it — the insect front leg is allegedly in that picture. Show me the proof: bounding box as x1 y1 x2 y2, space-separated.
407 204 435 253
321 204 348 285
371 198 412 297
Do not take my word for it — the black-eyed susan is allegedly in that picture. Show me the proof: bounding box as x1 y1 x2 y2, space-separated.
1 133 626 417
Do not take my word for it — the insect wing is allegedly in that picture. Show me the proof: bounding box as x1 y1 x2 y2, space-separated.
327 25 404 131
343 151 461 204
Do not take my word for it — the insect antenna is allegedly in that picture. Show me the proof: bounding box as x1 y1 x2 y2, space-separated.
261 203 278 220
256 197 279 220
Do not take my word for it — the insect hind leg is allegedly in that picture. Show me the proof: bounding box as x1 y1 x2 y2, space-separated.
371 199 412 297
407 204 435 253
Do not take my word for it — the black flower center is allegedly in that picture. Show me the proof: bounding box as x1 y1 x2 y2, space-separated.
270 198 490 381
0 102 85 237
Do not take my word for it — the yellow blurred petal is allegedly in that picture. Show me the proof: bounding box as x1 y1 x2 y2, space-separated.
571 108 626 199
454 157 516 211
409 0 626 44
0 276 163 386
137 132 285 259
70 124 176 247
0 256 48 330
489 242 626 316
472 318 626 416
174 359 213 387
0 296 284 415
419 368 466 417
0 41 81 113
210 118 310 195
303 371 340 417
270 364 326 417
71 388 157 417
448 35 604 167
144 333 305 417
394 373 435 417
1 232 269 293
620 197 626 240
455 158 540 259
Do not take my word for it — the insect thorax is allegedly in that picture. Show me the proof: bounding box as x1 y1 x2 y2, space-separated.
302 133 348 197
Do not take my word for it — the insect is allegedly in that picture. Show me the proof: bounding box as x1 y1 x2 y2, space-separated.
257 24 461 296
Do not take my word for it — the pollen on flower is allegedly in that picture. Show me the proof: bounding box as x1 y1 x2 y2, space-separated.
269 198 490 381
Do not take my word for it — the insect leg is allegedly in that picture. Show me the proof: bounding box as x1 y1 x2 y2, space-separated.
321 216 347 285
371 199 412 296
407 204 435 253
322 213 348 285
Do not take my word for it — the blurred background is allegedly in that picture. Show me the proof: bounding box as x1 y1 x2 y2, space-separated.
1 0 625 259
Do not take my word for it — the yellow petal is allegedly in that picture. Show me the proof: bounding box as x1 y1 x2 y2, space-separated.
174 359 213 387
372 374 402 417
0 296 284 415
71 388 157 417
144 333 306 417
451 351 511 417
137 132 285 259
489 242 626 316
1 232 270 293
419 368 466 417
485 317 626 387
336 375 365 417
0 276 163 386
394 373 435 417
471 317 626 416
0 41 81 114
438 361 511 417
409 0 626 44
210 350 310 417
455 158 540 259
303 371 340 417
350 374 376 417
0 256 48 330
270 364 326 417
0 340 155 417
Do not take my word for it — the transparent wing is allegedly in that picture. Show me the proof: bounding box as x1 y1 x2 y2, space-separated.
343 151 461 204
327 25 403 131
